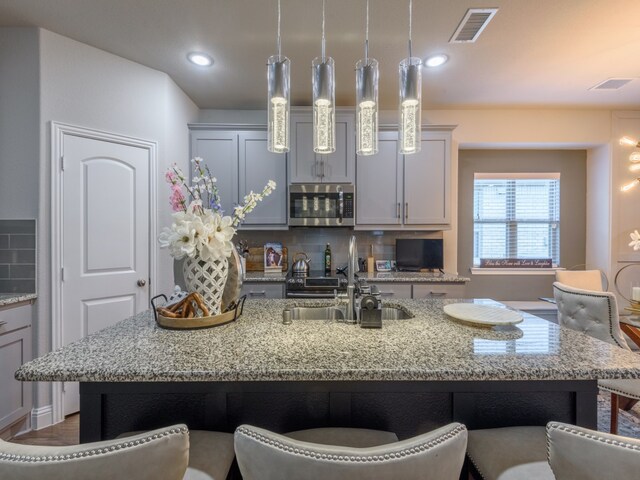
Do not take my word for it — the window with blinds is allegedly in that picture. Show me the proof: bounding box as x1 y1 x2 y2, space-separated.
473 173 560 266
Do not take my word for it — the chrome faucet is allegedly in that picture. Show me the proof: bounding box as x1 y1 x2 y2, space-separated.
345 235 359 322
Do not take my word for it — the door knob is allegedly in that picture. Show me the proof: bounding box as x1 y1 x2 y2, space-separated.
137 279 147 287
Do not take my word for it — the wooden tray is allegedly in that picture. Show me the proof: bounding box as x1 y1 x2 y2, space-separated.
151 295 246 330
245 246 288 272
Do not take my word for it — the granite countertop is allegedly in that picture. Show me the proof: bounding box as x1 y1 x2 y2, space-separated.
243 271 470 283
360 272 470 283
243 271 287 282
16 298 640 383
0 293 37 308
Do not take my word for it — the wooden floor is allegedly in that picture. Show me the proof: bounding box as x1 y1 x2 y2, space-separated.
11 414 79 446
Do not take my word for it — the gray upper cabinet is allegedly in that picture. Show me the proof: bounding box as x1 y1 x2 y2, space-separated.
356 132 402 225
290 111 355 183
238 132 287 226
190 130 238 212
404 132 450 225
190 127 287 228
356 128 452 230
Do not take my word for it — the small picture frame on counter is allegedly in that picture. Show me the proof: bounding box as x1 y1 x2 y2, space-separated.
264 242 283 273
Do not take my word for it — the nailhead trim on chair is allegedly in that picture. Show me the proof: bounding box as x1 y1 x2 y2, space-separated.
598 384 640 400
553 284 625 349
545 422 640 474
0 426 188 463
236 425 466 463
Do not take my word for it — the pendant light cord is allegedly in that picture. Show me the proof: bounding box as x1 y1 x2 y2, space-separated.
277 0 282 57
408 0 413 59
365 0 369 62
322 0 326 59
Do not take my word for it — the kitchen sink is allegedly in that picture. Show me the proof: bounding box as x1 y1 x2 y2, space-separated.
283 305 413 322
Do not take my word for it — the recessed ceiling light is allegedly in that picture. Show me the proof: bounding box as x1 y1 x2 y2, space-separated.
187 52 213 67
424 54 448 68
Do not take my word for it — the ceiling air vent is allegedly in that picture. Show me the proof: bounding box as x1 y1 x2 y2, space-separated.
589 78 634 90
450 8 498 43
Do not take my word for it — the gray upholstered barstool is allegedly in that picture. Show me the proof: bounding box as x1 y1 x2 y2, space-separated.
553 281 640 433
466 422 640 480
117 427 235 479
0 424 195 480
234 422 468 480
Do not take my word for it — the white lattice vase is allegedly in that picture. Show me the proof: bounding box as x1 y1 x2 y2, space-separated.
183 256 229 315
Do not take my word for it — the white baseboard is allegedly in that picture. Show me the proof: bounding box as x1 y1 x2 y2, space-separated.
31 405 54 431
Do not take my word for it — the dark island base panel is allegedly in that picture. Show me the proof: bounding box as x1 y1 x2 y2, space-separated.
80 380 597 443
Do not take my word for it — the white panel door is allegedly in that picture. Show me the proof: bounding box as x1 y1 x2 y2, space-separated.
62 134 149 416
403 134 450 225
238 131 287 225
356 132 402 225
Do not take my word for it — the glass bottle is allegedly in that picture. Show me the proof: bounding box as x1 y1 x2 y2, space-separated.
324 243 332 275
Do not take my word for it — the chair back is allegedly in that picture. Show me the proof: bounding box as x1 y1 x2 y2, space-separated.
0 424 189 480
553 282 629 350
234 423 467 480
555 270 604 291
547 422 640 480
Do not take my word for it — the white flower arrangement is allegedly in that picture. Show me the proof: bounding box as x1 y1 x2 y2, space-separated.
630 230 640 251
159 158 275 261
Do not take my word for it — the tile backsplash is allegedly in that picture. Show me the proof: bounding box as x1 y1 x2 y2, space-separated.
237 228 442 272
0 220 36 293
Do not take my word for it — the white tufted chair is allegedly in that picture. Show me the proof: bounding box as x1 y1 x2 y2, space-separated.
234 423 468 480
553 282 640 433
466 421 640 480
556 269 605 292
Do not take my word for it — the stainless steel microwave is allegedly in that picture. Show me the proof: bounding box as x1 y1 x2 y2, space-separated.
288 184 354 227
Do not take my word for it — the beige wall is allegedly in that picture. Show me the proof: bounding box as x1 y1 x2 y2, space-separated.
458 150 587 300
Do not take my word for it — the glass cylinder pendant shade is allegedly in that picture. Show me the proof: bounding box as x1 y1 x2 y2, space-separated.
267 55 290 153
312 56 336 154
356 58 379 156
398 57 422 155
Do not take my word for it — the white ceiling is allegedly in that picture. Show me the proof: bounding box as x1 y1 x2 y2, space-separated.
1 0 639 109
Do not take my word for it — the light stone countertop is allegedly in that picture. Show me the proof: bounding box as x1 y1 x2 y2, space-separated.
243 271 469 283
16 298 640 383
0 293 37 308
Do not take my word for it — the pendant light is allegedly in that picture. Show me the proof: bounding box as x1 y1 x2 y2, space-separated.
267 0 290 153
355 0 379 156
312 0 336 154
398 0 422 155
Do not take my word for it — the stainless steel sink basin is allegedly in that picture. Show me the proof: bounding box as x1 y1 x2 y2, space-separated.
283 305 413 321
381 306 413 320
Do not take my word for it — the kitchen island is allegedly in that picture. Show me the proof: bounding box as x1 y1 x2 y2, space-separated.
16 298 640 442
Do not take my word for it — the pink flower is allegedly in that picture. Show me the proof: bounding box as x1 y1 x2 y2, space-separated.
170 188 185 212
165 171 176 184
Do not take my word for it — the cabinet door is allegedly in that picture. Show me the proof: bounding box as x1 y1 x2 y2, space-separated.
321 114 355 183
369 283 412 299
238 132 287 226
241 283 284 299
290 114 319 183
356 132 402 225
403 132 450 225
191 130 239 210
0 326 32 431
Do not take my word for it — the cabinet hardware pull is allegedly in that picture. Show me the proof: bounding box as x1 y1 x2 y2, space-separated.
380 292 395 296
0 321 6 327
396 203 401 219
321 160 326 177
405 202 409 220
429 291 447 297
249 291 267 296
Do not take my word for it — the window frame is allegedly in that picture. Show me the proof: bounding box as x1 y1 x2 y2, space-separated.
473 172 561 269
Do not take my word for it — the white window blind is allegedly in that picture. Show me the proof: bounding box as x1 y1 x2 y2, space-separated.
473 174 560 266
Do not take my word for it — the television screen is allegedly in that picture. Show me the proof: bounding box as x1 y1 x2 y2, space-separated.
396 239 444 271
